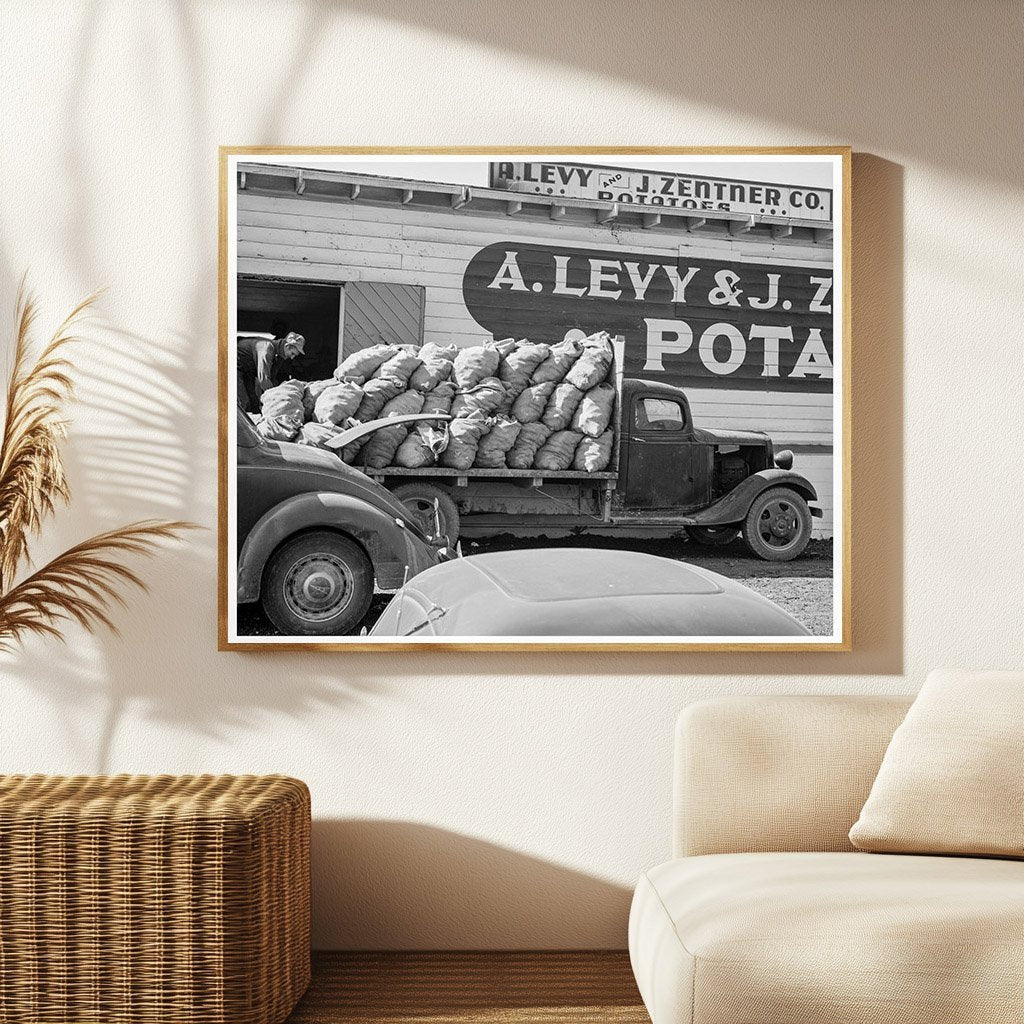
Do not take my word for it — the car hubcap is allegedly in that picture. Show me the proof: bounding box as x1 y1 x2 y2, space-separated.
758 500 800 547
283 554 354 621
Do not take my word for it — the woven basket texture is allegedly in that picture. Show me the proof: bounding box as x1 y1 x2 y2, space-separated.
0 774 310 1024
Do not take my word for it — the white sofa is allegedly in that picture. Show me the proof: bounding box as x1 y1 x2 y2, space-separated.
628 695 1024 1024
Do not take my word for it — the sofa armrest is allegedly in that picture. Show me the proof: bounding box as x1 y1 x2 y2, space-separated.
674 695 912 857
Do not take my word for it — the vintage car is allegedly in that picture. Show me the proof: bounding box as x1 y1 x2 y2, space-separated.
235 408 450 636
368 548 811 638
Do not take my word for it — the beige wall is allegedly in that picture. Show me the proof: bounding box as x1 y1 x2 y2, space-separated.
0 1 1021 949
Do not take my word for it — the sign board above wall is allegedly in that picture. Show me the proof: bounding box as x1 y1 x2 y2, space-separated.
489 161 833 222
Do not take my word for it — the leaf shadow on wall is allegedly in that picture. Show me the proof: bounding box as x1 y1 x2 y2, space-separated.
0 0 388 772
0 316 392 772
311 819 633 949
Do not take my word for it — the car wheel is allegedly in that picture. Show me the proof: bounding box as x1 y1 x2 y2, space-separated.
390 483 460 544
742 487 813 561
261 531 373 636
685 525 740 547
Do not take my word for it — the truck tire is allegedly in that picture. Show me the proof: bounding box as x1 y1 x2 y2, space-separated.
261 531 373 636
742 487 812 561
685 525 740 548
390 483 460 545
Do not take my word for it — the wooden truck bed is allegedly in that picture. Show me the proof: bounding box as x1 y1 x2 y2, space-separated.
361 467 617 482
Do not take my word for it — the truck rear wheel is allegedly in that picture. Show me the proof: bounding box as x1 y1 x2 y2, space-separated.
685 525 740 548
261 531 373 636
742 487 812 561
390 483 460 545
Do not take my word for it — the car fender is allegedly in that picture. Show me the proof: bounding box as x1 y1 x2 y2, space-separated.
237 491 428 602
688 469 820 527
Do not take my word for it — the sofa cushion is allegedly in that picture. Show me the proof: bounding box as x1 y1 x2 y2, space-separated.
849 668 1024 857
629 852 1024 1024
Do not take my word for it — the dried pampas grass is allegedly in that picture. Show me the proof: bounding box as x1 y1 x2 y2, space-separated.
0 281 195 650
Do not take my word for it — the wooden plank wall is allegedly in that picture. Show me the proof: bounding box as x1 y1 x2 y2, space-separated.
342 282 424 357
237 192 837 536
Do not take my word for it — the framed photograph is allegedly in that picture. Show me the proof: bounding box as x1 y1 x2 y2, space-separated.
218 148 850 651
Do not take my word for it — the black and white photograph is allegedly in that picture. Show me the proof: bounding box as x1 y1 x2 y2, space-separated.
220 149 849 648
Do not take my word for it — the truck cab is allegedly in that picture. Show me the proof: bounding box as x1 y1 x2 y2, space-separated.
620 378 773 511
616 377 821 559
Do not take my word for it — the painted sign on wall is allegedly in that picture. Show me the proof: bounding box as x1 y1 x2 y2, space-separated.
489 161 833 222
462 241 834 394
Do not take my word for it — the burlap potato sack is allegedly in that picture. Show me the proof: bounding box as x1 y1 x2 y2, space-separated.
354 377 404 420
395 423 448 469
506 421 552 469
297 422 343 448
451 377 506 418
260 379 305 419
421 381 457 417
511 381 556 423
564 332 614 390
453 343 501 388
360 424 410 469
573 430 614 471
302 378 336 419
255 412 303 442
380 391 426 418
373 348 422 386
493 337 518 359
439 415 489 469
338 437 366 464
571 382 616 437
334 344 397 380
534 429 584 471
409 342 457 392
498 341 551 391
531 338 584 384
313 381 364 425
541 383 586 431
474 417 523 469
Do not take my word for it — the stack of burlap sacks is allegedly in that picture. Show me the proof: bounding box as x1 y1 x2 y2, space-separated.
253 332 617 473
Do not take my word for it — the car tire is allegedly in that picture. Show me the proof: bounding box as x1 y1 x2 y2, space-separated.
261 531 373 636
742 487 813 561
390 483 460 545
685 525 740 547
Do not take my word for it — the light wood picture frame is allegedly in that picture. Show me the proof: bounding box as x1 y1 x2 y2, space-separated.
219 147 851 651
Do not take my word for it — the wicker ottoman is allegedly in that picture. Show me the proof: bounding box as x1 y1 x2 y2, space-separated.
0 774 310 1024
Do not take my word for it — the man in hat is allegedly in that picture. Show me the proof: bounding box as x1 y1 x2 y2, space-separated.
236 331 306 412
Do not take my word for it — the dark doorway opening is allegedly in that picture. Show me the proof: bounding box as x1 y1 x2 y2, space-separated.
237 278 341 382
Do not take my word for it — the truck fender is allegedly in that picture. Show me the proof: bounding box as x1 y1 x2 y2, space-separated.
237 491 416 603
688 469 820 527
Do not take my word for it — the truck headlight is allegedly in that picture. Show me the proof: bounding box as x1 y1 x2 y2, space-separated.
775 449 794 470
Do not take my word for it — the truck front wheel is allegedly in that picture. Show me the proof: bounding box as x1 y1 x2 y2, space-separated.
742 487 812 561
261 531 373 636
390 483 460 545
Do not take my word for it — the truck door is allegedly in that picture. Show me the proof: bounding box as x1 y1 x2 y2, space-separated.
623 395 706 510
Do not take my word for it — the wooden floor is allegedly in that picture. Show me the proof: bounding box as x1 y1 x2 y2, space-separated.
287 951 649 1024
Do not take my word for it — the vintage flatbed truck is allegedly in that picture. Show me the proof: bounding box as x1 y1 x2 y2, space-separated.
354 338 823 562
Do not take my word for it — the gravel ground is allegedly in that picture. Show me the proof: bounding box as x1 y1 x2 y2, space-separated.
731 576 833 636
236 534 834 638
